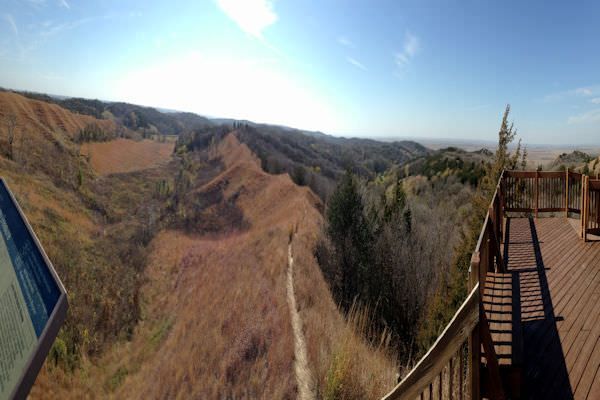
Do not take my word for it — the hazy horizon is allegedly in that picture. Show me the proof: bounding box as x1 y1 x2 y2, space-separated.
1 0 599 144
2 83 600 149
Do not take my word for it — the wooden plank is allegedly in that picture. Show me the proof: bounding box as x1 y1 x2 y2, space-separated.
504 171 537 178
382 285 480 400
588 179 600 191
538 171 567 179
564 292 600 394
504 207 535 213
479 310 506 400
582 365 600 400
537 207 567 212
505 216 600 398
569 171 583 180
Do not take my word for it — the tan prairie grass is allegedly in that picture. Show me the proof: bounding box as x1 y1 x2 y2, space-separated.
80 138 174 176
113 134 398 399
112 230 296 399
27 131 398 399
0 91 119 139
291 210 398 400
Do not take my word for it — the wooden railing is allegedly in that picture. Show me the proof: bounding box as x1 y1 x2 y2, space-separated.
583 177 600 240
381 284 479 400
383 169 598 400
384 173 507 400
502 170 580 215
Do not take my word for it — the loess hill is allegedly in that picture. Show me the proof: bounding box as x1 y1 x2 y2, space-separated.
0 92 399 398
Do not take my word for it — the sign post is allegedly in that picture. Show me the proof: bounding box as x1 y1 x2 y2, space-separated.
0 179 68 400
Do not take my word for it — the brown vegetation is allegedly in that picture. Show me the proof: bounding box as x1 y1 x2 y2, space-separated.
80 138 174 175
0 91 119 139
20 128 397 399
106 134 397 398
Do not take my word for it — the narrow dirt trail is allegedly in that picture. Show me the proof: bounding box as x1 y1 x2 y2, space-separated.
287 238 315 400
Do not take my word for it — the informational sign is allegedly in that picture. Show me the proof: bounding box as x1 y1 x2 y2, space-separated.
0 179 67 400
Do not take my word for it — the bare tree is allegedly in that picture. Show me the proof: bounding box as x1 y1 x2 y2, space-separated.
17 128 28 165
5 114 17 160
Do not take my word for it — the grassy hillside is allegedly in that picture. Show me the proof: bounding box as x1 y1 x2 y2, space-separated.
0 92 402 398
547 150 595 171
1 88 213 136
177 124 430 201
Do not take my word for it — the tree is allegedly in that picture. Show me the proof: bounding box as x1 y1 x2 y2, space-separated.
417 104 525 352
323 170 373 309
5 113 17 160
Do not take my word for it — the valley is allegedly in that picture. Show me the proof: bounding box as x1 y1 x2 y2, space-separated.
0 90 596 399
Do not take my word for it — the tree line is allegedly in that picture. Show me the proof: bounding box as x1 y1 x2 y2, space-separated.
316 105 528 362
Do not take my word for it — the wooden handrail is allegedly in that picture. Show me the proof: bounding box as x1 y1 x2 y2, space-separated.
504 170 583 214
385 170 598 400
382 284 480 400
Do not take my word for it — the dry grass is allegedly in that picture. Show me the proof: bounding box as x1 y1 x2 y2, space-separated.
290 192 399 399
0 91 118 138
111 134 396 399
80 138 174 175
23 132 397 399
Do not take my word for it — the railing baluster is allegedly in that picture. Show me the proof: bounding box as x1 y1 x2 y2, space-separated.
448 357 453 400
458 349 463 400
380 170 599 400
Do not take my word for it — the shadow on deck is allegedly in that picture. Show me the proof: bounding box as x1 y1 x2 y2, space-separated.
505 217 600 399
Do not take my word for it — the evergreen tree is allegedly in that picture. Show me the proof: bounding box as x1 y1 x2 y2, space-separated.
325 170 373 308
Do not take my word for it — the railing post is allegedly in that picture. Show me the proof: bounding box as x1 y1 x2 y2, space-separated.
499 179 504 244
581 175 584 238
469 323 480 400
535 171 539 218
583 176 589 242
468 254 481 400
565 169 569 217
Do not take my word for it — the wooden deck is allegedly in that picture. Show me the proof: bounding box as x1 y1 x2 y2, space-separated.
384 171 600 400
504 217 600 399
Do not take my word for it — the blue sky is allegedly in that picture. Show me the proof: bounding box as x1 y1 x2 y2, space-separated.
1 0 599 144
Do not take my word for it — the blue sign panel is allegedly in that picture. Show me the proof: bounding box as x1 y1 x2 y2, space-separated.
0 180 67 400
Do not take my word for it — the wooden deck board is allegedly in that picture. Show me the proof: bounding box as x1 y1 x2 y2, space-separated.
504 217 600 399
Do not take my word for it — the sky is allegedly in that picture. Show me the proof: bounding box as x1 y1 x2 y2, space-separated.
0 0 599 144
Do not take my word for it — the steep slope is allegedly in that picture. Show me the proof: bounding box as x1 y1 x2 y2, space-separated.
587 156 600 176
547 150 594 171
44 133 395 399
0 92 180 399
4 89 213 135
1 87 398 398
0 91 119 138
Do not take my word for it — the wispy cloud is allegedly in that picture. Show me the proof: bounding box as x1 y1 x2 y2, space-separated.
543 85 599 102
575 87 592 96
215 0 277 37
346 57 366 71
2 14 18 37
394 32 419 70
337 35 354 48
591 98 600 104
58 0 70 9
568 108 600 124
40 16 104 37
